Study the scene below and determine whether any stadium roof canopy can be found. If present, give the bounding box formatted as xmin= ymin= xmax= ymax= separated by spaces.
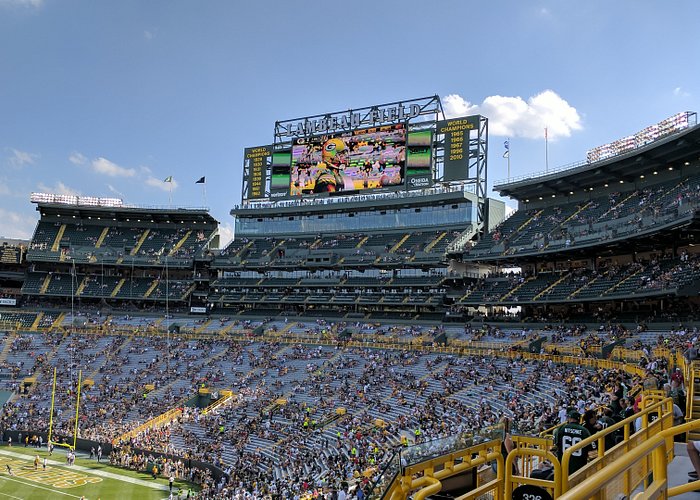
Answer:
xmin=494 ymin=124 xmax=700 ymax=202
xmin=35 ymin=203 xmax=219 ymax=226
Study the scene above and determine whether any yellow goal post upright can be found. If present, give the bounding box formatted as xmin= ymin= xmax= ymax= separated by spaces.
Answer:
xmin=47 ymin=366 xmax=83 ymax=452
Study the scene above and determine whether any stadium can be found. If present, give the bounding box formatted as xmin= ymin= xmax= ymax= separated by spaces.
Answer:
xmin=1 ymin=95 xmax=700 ymax=500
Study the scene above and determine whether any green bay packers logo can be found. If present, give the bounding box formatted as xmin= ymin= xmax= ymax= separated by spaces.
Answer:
xmin=322 ymin=138 xmax=348 ymax=164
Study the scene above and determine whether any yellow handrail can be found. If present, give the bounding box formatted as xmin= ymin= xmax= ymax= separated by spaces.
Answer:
xmin=559 ymin=419 xmax=700 ymax=499
xmin=561 ymin=396 xmax=673 ymax=492
xmin=387 ymin=439 xmax=503 ymax=500
xmin=686 ymin=359 xmax=695 ymax=422
xmin=112 ymin=406 xmax=182 ymax=446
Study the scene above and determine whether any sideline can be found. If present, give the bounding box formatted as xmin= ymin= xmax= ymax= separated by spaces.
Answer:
xmin=0 ymin=448 xmax=168 ymax=491
xmin=0 ymin=490 xmax=26 ymax=500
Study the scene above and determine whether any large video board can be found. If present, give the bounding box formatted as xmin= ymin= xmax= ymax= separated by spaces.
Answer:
xmin=290 ymin=124 xmax=406 ymax=196
xmin=241 ymin=97 xmax=486 ymax=202
xmin=269 ymin=125 xmax=433 ymax=198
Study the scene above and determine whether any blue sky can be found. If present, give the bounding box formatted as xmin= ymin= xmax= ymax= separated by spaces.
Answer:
xmin=1 ymin=0 xmax=699 ymax=243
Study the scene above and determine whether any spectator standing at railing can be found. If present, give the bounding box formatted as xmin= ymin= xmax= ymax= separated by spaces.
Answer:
xmin=554 ymin=410 xmax=591 ymax=474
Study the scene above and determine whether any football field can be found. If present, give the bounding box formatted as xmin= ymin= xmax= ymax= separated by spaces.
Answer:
xmin=0 ymin=445 xmax=198 ymax=499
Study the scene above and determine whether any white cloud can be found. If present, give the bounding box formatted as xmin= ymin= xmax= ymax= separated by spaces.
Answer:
xmin=8 ymin=148 xmax=39 ymax=167
xmin=217 ymin=222 xmax=234 ymax=249
xmin=37 ymin=181 xmax=80 ymax=197
xmin=69 ymin=152 xmax=87 ymax=165
xmin=144 ymin=30 xmax=155 ymax=40
xmin=674 ymin=87 xmax=690 ymax=98
xmin=0 ymin=0 xmax=44 ymax=8
xmin=107 ymin=184 xmax=124 ymax=198
xmin=0 ymin=208 xmax=37 ymax=239
xmin=145 ymin=176 xmax=178 ymax=192
xmin=443 ymin=90 xmax=582 ymax=140
xmin=91 ymin=157 xmax=136 ymax=177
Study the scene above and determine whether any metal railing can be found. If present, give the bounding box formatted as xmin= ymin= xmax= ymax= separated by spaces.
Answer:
xmin=506 ymin=395 xmax=675 ymax=500
xmin=559 ymin=418 xmax=700 ymax=499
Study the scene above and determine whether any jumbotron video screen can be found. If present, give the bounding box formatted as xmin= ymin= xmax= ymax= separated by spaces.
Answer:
xmin=289 ymin=124 xmax=406 ymax=196
xmin=245 ymin=97 xmax=480 ymax=201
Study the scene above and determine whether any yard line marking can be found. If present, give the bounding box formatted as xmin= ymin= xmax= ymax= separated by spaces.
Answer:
xmin=0 ymin=474 xmax=82 ymax=498
xmin=0 ymin=490 xmax=24 ymax=500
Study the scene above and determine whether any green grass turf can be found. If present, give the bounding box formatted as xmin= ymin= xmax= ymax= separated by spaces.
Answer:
xmin=0 ymin=445 xmax=199 ymax=500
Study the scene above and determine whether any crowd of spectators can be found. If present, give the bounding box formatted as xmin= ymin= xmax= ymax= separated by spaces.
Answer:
xmin=0 ymin=317 xmax=694 ymax=498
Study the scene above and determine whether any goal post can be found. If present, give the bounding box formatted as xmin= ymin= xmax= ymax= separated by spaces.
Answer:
xmin=47 ymin=367 xmax=83 ymax=451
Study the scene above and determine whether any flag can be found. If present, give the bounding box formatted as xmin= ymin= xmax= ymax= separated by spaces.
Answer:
xmin=503 ymin=139 xmax=510 ymax=158
xmin=164 ymin=176 xmax=173 ymax=183
xmin=195 ymin=176 xmax=206 ymax=184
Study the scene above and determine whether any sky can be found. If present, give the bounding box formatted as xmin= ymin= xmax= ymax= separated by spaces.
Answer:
xmin=1 ymin=0 xmax=699 ymax=245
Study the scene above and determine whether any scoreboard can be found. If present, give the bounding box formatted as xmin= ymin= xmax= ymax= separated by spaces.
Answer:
xmin=437 ymin=116 xmax=480 ymax=181
xmin=240 ymin=96 xmax=486 ymax=202
xmin=243 ymin=146 xmax=272 ymax=200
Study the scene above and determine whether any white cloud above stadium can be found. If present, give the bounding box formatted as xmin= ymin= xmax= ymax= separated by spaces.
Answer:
xmin=443 ymin=90 xmax=583 ymax=141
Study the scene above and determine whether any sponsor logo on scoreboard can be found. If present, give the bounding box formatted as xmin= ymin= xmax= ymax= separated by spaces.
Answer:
xmin=409 ymin=176 xmax=431 ymax=187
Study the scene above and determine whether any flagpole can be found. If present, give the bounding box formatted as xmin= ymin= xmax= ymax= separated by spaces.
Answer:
xmin=169 ymin=183 xmax=172 ymax=206
xmin=545 ymin=127 xmax=549 ymax=173
xmin=507 ymin=138 xmax=511 ymax=181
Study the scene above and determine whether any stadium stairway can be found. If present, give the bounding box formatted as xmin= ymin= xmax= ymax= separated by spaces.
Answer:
xmin=266 ymin=238 xmax=287 ymax=258
xmin=83 ymin=335 xmax=133 ymax=383
xmin=424 ymin=231 xmax=448 ymax=253
xmin=168 ymin=230 xmax=192 ymax=256
xmin=499 ymin=277 xmax=533 ymax=302
xmin=143 ymin=279 xmax=160 ymax=299
xmin=39 ymin=274 xmax=52 ymax=294
xmin=568 ymin=268 xmax=610 ymax=299
xmin=218 ymin=321 xmax=240 ymax=336
xmin=0 ymin=332 xmax=15 ymax=364
xmin=389 ymin=233 xmax=411 ymax=253
xmin=194 ymin=319 xmax=213 ymax=334
xmin=75 ymin=276 xmax=89 ymax=296
xmin=111 ymin=278 xmax=126 ymax=297
xmin=533 ymin=272 xmax=570 ymax=300
xmin=50 ymin=224 xmax=66 ymax=252
xmin=29 ymin=312 xmax=44 ymax=331
xmin=51 ymin=312 xmax=66 ymax=329
xmin=94 ymin=227 xmax=109 ymax=248
xmin=130 ymin=228 xmax=150 ymax=255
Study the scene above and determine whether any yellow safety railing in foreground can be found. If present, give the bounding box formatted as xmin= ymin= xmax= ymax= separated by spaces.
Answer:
xmin=511 ymin=435 xmax=556 ymax=480
xmin=686 ymin=359 xmax=695 ymax=423
xmin=506 ymin=396 xmax=675 ymax=500
xmin=384 ymin=439 xmax=503 ymax=500
xmin=561 ymin=396 xmax=674 ymax=495
xmin=559 ymin=418 xmax=700 ymax=500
